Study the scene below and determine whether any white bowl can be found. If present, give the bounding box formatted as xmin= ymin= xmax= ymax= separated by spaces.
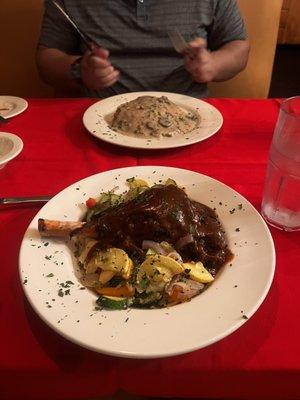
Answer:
xmin=0 ymin=132 xmax=23 ymax=169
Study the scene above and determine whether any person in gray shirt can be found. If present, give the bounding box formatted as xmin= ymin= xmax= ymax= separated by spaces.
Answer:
xmin=36 ymin=0 xmax=250 ymax=98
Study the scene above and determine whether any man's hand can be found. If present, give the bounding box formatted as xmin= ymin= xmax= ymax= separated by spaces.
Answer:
xmin=184 ymin=38 xmax=217 ymax=83
xmin=81 ymin=46 xmax=119 ymax=90
xmin=184 ymin=37 xmax=250 ymax=83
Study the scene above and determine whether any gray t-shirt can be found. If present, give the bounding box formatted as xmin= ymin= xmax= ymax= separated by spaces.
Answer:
xmin=39 ymin=0 xmax=247 ymax=98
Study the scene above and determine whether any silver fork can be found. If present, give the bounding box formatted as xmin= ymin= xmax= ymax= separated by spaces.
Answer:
xmin=168 ymin=30 xmax=195 ymax=59
xmin=0 ymin=196 xmax=52 ymax=206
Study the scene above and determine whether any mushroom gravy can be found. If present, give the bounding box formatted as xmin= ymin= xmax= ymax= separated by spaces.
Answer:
xmin=110 ymin=96 xmax=200 ymax=138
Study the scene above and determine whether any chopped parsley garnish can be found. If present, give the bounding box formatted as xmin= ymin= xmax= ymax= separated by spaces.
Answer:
xmin=58 ymin=288 xmax=64 ymax=297
xmin=60 ymin=281 xmax=73 ymax=288
xmin=46 ymin=273 xmax=54 ymax=278
xmin=139 ymin=277 xmax=149 ymax=289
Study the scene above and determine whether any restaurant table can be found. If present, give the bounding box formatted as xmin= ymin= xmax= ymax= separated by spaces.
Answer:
xmin=1 ymin=98 xmax=300 ymax=400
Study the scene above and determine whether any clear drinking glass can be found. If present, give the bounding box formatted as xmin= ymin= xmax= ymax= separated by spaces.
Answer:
xmin=261 ymin=96 xmax=300 ymax=231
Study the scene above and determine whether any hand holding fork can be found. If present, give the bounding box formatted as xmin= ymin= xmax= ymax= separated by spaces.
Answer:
xmin=184 ymin=37 xmax=218 ymax=83
xmin=168 ymin=31 xmax=217 ymax=83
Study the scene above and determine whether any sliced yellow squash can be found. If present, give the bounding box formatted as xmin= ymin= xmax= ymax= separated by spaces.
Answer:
xmin=183 ymin=261 xmax=214 ymax=283
xmin=87 ymin=248 xmax=133 ymax=279
xmin=99 ymin=270 xmax=115 ymax=284
xmin=138 ymin=254 xmax=184 ymax=284
xmin=127 ymin=177 xmax=149 ymax=188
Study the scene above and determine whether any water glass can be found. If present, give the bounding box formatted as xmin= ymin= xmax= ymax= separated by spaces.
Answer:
xmin=261 ymin=96 xmax=300 ymax=231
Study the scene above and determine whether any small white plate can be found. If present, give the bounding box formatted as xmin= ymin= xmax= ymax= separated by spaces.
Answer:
xmin=0 ymin=132 xmax=23 ymax=169
xmin=0 ymin=96 xmax=28 ymax=119
xmin=19 ymin=166 xmax=275 ymax=358
xmin=83 ymin=92 xmax=223 ymax=149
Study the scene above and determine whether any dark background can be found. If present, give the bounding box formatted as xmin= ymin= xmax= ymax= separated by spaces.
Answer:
xmin=269 ymin=45 xmax=300 ymax=97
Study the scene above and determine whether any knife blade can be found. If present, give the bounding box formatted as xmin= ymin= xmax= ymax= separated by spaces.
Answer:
xmin=50 ymin=0 xmax=97 ymax=51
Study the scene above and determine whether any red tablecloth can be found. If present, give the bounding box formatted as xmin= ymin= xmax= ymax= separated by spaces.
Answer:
xmin=1 ymin=98 xmax=300 ymax=400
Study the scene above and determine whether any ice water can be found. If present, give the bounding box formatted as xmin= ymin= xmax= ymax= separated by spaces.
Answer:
xmin=261 ymin=142 xmax=300 ymax=231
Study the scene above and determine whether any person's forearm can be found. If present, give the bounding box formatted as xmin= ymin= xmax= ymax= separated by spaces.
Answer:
xmin=211 ymin=40 xmax=250 ymax=82
xmin=36 ymin=46 xmax=80 ymax=91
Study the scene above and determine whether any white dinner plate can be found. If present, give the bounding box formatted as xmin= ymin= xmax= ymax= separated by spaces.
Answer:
xmin=19 ymin=166 xmax=275 ymax=358
xmin=0 ymin=132 xmax=24 ymax=169
xmin=0 ymin=96 xmax=28 ymax=119
xmin=83 ymin=92 xmax=223 ymax=149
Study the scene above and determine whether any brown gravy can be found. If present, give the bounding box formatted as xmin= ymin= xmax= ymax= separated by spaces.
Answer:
xmin=73 ymin=185 xmax=232 ymax=276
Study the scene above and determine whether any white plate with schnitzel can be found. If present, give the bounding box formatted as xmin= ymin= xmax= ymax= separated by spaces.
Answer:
xmin=83 ymin=92 xmax=223 ymax=149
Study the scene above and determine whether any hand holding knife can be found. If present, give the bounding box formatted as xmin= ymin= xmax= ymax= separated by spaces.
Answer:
xmin=50 ymin=0 xmax=119 ymax=90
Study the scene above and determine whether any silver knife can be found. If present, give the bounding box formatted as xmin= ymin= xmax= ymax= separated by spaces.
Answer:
xmin=0 ymin=196 xmax=52 ymax=206
xmin=50 ymin=0 xmax=97 ymax=50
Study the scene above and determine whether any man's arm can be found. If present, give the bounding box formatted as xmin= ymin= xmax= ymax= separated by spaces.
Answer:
xmin=36 ymin=46 xmax=80 ymax=91
xmin=210 ymin=40 xmax=250 ymax=81
xmin=184 ymin=38 xmax=250 ymax=84
xmin=184 ymin=0 xmax=250 ymax=83
xmin=36 ymin=46 xmax=119 ymax=92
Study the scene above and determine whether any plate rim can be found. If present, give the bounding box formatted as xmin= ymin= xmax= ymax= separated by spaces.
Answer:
xmin=83 ymin=91 xmax=223 ymax=150
xmin=0 ymin=95 xmax=28 ymax=118
xmin=0 ymin=131 xmax=24 ymax=165
xmin=19 ymin=166 xmax=276 ymax=358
